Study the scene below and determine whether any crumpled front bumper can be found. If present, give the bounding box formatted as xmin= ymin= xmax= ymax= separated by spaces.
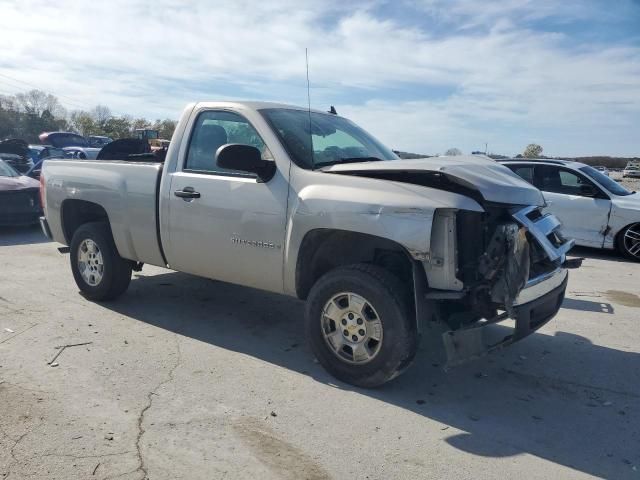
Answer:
xmin=443 ymin=268 xmax=567 ymax=367
xmin=442 ymin=205 xmax=574 ymax=367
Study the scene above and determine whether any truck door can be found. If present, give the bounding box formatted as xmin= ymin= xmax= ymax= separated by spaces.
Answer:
xmin=534 ymin=165 xmax=612 ymax=248
xmin=163 ymin=110 xmax=289 ymax=293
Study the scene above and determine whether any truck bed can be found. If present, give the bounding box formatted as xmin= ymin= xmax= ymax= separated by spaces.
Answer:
xmin=43 ymin=159 xmax=166 ymax=267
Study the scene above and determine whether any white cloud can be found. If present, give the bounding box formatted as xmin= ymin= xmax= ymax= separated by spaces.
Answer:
xmin=0 ymin=0 xmax=638 ymax=155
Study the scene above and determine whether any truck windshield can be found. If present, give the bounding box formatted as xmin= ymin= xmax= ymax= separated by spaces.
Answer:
xmin=260 ymin=108 xmax=399 ymax=169
xmin=579 ymin=166 xmax=633 ymax=196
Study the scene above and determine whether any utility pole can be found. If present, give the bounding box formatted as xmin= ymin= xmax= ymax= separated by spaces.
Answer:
xmin=484 ymin=142 xmax=488 ymax=154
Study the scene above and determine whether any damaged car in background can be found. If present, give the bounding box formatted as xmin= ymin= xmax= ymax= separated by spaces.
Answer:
xmin=502 ymin=159 xmax=640 ymax=261
xmin=0 ymin=138 xmax=34 ymax=174
xmin=41 ymin=101 xmax=579 ymax=387
xmin=0 ymin=159 xmax=41 ymax=226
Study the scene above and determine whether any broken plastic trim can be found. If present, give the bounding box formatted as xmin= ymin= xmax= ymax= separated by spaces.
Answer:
xmin=443 ymin=273 xmax=567 ymax=367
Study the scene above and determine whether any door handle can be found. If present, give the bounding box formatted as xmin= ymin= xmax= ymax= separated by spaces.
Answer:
xmin=174 ymin=188 xmax=201 ymax=199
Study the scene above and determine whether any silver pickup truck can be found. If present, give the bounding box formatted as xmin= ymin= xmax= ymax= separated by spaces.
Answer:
xmin=40 ymin=101 xmax=575 ymax=387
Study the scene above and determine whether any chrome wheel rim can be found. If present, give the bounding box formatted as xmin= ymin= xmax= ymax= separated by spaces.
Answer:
xmin=78 ymin=239 xmax=104 ymax=286
xmin=321 ymin=292 xmax=383 ymax=365
xmin=623 ymin=223 xmax=640 ymax=259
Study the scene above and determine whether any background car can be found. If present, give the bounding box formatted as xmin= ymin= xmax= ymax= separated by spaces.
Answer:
xmin=87 ymin=135 xmax=113 ymax=148
xmin=0 ymin=159 xmax=42 ymax=226
xmin=623 ymin=165 xmax=640 ymax=178
xmin=0 ymin=139 xmax=34 ymax=174
xmin=38 ymin=131 xmax=101 ymax=159
xmin=63 ymin=146 xmax=93 ymax=159
xmin=29 ymin=144 xmax=66 ymax=162
xmin=501 ymin=159 xmax=640 ymax=261
xmin=25 ymin=145 xmax=67 ymax=180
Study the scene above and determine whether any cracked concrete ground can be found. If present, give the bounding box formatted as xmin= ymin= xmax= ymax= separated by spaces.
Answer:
xmin=1 ymin=225 xmax=639 ymax=479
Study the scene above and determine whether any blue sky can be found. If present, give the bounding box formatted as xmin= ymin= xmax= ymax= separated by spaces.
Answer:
xmin=1 ymin=0 xmax=639 ymax=156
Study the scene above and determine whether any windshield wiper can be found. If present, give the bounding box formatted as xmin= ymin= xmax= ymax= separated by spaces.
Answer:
xmin=316 ymin=157 xmax=384 ymax=168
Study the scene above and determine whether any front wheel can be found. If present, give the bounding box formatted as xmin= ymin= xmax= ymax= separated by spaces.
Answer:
xmin=305 ymin=264 xmax=417 ymax=388
xmin=70 ymin=222 xmax=132 ymax=300
xmin=618 ymin=223 xmax=640 ymax=262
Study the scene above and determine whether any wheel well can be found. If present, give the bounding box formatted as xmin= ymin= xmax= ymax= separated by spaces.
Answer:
xmin=296 ymin=229 xmax=414 ymax=300
xmin=61 ymin=199 xmax=109 ymax=244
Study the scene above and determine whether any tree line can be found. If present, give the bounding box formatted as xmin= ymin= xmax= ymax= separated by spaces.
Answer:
xmin=425 ymin=144 xmax=637 ymax=168
xmin=0 ymin=89 xmax=177 ymax=144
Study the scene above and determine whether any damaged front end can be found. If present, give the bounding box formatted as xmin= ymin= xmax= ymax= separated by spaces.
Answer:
xmin=426 ymin=205 xmax=576 ymax=367
xmin=323 ymin=158 xmax=578 ymax=366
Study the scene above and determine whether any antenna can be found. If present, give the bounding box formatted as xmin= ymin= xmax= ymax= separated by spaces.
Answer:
xmin=305 ymin=48 xmax=314 ymax=169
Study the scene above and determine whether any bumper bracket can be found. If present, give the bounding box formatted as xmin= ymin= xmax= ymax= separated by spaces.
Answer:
xmin=443 ymin=274 xmax=567 ymax=367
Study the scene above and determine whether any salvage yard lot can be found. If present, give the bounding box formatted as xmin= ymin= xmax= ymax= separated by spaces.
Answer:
xmin=1 ymin=227 xmax=639 ymax=479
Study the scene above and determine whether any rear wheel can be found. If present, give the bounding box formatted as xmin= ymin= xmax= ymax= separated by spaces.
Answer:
xmin=617 ymin=223 xmax=640 ymax=262
xmin=305 ymin=264 xmax=417 ymax=388
xmin=70 ymin=222 xmax=132 ymax=300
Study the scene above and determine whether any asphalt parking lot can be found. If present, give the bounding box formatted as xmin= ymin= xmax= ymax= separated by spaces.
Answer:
xmin=1 ymin=226 xmax=639 ymax=479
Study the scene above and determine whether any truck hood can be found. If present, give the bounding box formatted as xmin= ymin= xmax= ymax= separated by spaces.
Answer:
xmin=322 ymin=155 xmax=545 ymax=206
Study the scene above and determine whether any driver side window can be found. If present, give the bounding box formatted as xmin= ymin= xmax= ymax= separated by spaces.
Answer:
xmin=536 ymin=165 xmax=595 ymax=196
xmin=185 ymin=110 xmax=270 ymax=174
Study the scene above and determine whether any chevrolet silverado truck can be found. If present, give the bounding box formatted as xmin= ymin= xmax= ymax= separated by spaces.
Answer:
xmin=40 ymin=101 xmax=575 ymax=387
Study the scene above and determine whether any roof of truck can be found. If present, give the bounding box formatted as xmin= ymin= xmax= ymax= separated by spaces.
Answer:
xmin=194 ymin=101 xmax=334 ymax=115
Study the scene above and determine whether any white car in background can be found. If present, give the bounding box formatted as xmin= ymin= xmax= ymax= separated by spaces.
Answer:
xmin=623 ymin=165 xmax=640 ymax=178
xmin=502 ymin=159 xmax=640 ymax=261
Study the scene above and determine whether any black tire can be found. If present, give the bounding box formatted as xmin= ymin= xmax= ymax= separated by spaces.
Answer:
xmin=70 ymin=222 xmax=132 ymax=301
xmin=305 ymin=264 xmax=417 ymax=388
xmin=617 ymin=223 xmax=640 ymax=262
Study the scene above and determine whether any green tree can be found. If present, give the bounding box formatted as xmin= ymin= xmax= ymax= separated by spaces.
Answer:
xmin=103 ymin=115 xmax=133 ymax=139
xmin=0 ymin=96 xmax=21 ymax=139
xmin=1 ymin=90 xmax=178 ymax=144
xmin=132 ymin=118 xmax=149 ymax=130
xmin=69 ymin=111 xmax=98 ymax=136
xmin=91 ymin=105 xmax=112 ymax=130
xmin=14 ymin=89 xmax=66 ymax=118
xmin=523 ymin=144 xmax=543 ymax=158
xmin=152 ymin=118 xmax=178 ymax=140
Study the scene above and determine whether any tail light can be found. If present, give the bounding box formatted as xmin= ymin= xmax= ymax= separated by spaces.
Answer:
xmin=39 ymin=173 xmax=45 ymax=208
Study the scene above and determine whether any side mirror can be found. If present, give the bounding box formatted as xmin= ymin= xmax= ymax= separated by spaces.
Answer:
xmin=579 ymin=184 xmax=597 ymax=197
xmin=215 ymin=144 xmax=276 ymax=183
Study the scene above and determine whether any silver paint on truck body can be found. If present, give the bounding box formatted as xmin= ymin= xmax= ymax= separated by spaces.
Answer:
xmin=43 ymin=101 xmax=567 ymax=303
xmin=43 ymin=160 xmax=165 ymax=267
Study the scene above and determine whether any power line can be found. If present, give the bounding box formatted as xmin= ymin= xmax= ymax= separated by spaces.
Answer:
xmin=0 ymin=76 xmax=131 ymax=119
xmin=0 ymin=72 xmax=91 ymax=111
xmin=0 ymin=80 xmax=89 ymax=112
